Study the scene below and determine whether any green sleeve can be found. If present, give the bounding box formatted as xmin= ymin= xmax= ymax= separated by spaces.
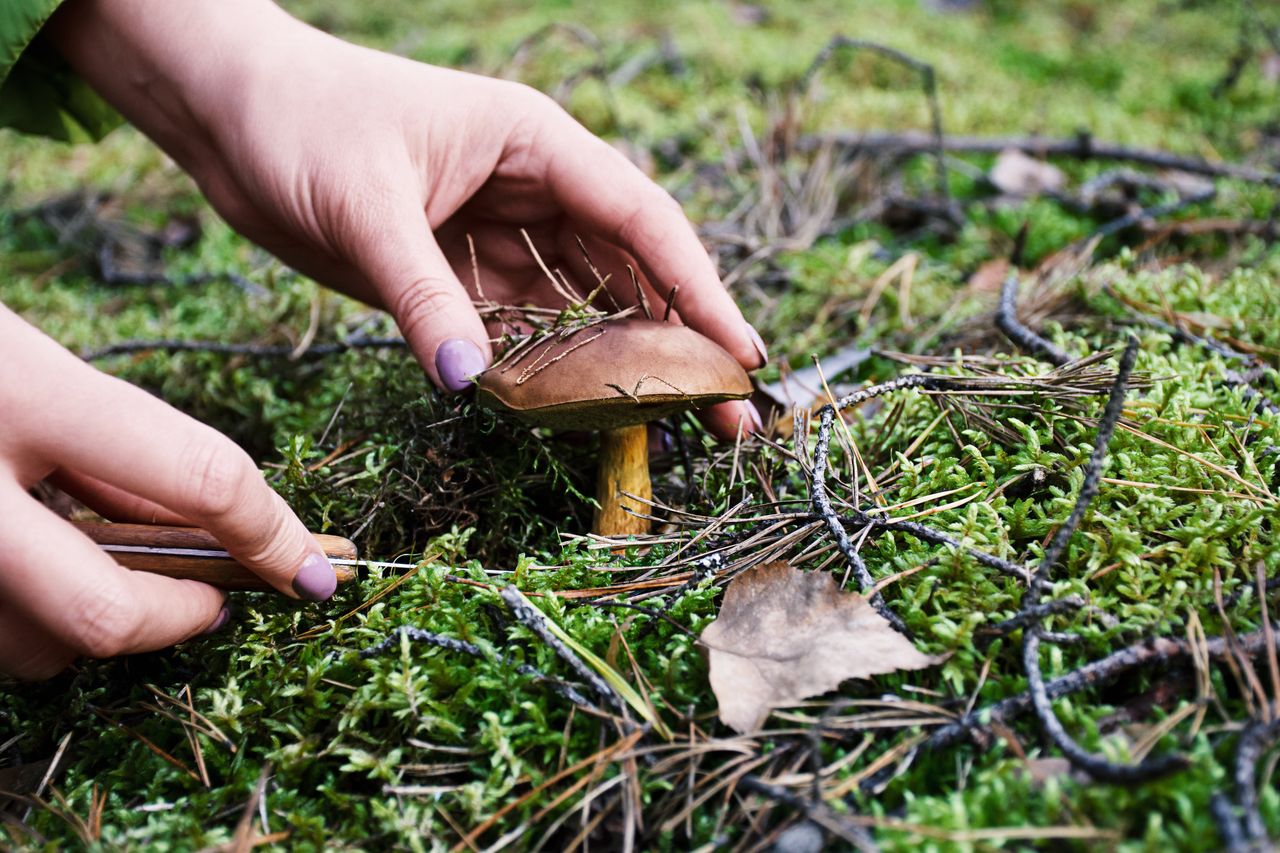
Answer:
xmin=0 ymin=0 xmax=121 ymax=142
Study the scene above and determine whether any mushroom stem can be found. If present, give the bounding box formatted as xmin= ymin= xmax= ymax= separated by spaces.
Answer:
xmin=593 ymin=424 xmax=652 ymax=537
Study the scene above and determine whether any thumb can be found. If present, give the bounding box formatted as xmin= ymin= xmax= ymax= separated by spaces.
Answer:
xmin=358 ymin=208 xmax=492 ymax=392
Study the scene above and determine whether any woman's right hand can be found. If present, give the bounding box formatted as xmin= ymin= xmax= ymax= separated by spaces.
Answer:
xmin=0 ymin=305 xmax=336 ymax=680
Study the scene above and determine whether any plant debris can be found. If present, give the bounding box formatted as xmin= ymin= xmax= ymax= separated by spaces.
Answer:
xmin=700 ymin=561 xmax=942 ymax=733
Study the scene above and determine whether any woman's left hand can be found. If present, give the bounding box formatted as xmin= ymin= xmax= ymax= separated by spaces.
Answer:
xmin=50 ymin=0 xmax=766 ymax=437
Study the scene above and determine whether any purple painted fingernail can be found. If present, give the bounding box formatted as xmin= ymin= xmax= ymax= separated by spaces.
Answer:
xmin=746 ymin=324 xmax=768 ymax=368
xmin=745 ymin=402 xmax=764 ymax=434
xmin=201 ymin=606 xmax=231 ymax=636
xmin=292 ymin=553 xmax=337 ymax=602
xmin=435 ymin=339 xmax=487 ymax=392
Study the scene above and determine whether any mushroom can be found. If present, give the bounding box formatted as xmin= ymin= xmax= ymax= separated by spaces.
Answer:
xmin=475 ymin=317 xmax=753 ymax=536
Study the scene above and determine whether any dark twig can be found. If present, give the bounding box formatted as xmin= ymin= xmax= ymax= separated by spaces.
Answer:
xmin=923 ymin=626 xmax=1280 ymax=756
xmin=81 ymin=337 xmax=408 ymax=362
xmin=1212 ymin=791 xmax=1249 ymax=853
xmin=1101 ymin=285 xmax=1280 ymax=416
xmin=1089 ymin=188 xmax=1216 ymax=241
xmin=1019 ymin=337 xmax=1189 ymax=783
xmin=359 ymin=627 xmax=600 ymax=712
xmin=996 ymin=273 xmax=1072 ymax=367
xmin=806 ymin=129 xmax=1280 ymax=186
xmin=737 ymin=774 xmax=879 ymax=853
xmin=810 ymin=374 xmax=958 ymax=630
xmin=1233 ymin=717 xmax=1280 ymax=845
xmin=838 ymin=511 xmax=1031 ymax=583
xmin=800 ymin=38 xmax=949 ymax=204
xmin=635 ymin=552 xmax=726 ymax=638
xmin=498 ymin=586 xmax=628 ymax=717
xmin=977 ymin=596 xmax=1086 ymax=642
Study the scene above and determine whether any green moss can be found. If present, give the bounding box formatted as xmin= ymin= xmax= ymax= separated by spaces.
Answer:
xmin=5 ymin=0 xmax=1280 ymax=848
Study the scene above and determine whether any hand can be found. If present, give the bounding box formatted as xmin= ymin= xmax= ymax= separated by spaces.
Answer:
xmin=0 ymin=306 xmax=337 ymax=680
xmin=49 ymin=0 xmax=767 ymax=438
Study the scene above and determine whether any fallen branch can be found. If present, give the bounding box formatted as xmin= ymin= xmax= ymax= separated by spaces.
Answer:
xmin=803 ymin=129 xmax=1280 ymax=186
xmin=996 ymin=273 xmax=1072 ymax=366
xmin=800 ymin=38 xmax=949 ymax=204
xmin=81 ymin=337 xmax=408 ymax=362
xmin=359 ymin=627 xmax=601 ymax=712
xmin=498 ymin=586 xmax=629 ymax=718
xmin=923 ymin=626 xmax=1280 ymax=756
xmin=1232 ymin=717 xmax=1280 ymax=846
xmin=1020 ymin=336 xmax=1188 ymax=783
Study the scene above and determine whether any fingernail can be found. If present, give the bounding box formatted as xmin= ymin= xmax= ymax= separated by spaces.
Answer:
xmin=745 ymin=401 xmax=764 ymax=434
xmin=435 ymin=339 xmax=487 ymax=392
xmin=746 ymin=324 xmax=768 ymax=368
xmin=201 ymin=605 xmax=231 ymax=636
xmin=292 ymin=553 xmax=337 ymax=601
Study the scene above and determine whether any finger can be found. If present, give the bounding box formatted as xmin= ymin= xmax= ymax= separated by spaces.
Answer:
xmin=0 ymin=485 xmax=228 ymax=666
xmin=698 ymin=400 xmax=764 ymax=443
xmin=0 ymin=602 xmax=76 ymax=680
xmin=8 ymin=320 xmax=337 ymax=601
xmin=532 ymin=110 xmax=766 ymax=370
xmin=352 ymin=201 xmax=493 ymax=392
xmin=48 ymin=469 xmax=193 ymax=526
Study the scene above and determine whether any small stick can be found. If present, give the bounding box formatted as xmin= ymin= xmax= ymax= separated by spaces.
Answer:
xmin=498 ymin=586 xmax=628 ymax=716
xmin=996 ymin=272 xmax=1071 ymax=367
xmin=81 ymin=337 xmax=407 ymax=362
xmin=662 ymin=285 xmax=679 ymax=323
xmin=1019 ymin=337 xmax=1189 ymax=783
xmin=360 ymin=627 xmax=600 ymax=712
xmin=803 ymin=128 xmax=1280 ymax=186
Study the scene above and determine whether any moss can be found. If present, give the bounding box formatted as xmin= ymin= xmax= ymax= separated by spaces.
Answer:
xmin=5 ymin=0 xmax=1280 ymax=849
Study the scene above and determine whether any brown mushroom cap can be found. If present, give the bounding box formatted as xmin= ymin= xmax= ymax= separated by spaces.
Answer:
xmin=475 ymin=318 xmax=752 ymax=431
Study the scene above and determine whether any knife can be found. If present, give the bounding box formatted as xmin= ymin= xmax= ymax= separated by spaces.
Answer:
xmin=74 ymin=521 xmax=426 ymax=591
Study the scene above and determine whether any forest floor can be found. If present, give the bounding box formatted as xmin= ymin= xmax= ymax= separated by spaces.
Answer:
xmin=4 ymin=1 xmax=1280 ymax=850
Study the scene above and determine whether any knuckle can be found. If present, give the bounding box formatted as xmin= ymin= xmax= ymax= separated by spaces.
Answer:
xmin=615 ymin=188 xmax=681 ymax=248
xmin=508 ymin=81 xmax=560 ymax=115
xmin=388 ymin=280 xmax=460 ymax=341
xmin=233 ymin=497 xmax=299 ymax=570
xmin=68 ymin=586 xmax=139 ymax=658
xmin=180 ymin=434 xmax=257 ymax=520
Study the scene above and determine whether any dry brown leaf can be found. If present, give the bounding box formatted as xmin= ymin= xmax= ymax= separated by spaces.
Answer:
xmin=700 ymin=562 xmax=943 ymax=733
xmin=989 ymin=148 xmax=1065 ymax=197
xmin=965 ymin=258 xmax=1010 ymax=294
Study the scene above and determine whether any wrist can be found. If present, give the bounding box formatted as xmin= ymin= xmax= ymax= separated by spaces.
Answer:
xmin=46 ymin=0 xmax=306 ymax=167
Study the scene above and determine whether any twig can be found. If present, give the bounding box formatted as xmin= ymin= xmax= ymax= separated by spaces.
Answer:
xmin=1233 ymin=717 xmax=1280 ymax=845
xmin=977 ymin=596 xmax=1086 ymax=642
xmin=811 ymin=374 xmax=956 ymax=630
xmin=737 ymin=774 xmax=879 ymax=853
xmin=804 ymin=129 xmax=1280 ymax=186
xmin=839 ymin=511 xmax=1031 ymax=583
xmin=1211 ymin=792 xmax=1250 ymax=853
xmin=800 ymin=38 xmax=949 ymax=204
xmin=497 ymin=587 xmax=628 ymax=717
xmin=1019 ymin=336 xmax=1188 ymax=783
xmin=81 ymin=337 xmax=408 ymax=362
xmin=1089 ymin=188 xmax=1216 ymax=241
xmin=360 ymin=627 xmax=600 ymax=712
xmin=996 ymin=272 xmax=1071 ymax=366
xmin=922 ymin=626 xmax=1280 ymax=756
xmin=1102 ymin=284 xmax=1280 ymax=417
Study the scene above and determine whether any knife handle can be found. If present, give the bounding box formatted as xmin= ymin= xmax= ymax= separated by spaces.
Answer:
xmin=73 ymin=521 xmax=357 ymax=592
